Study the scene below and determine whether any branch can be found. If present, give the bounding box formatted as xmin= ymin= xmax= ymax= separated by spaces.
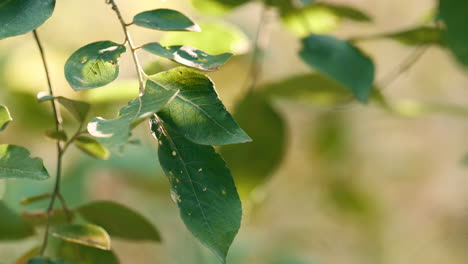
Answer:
xmin=107 ymin=0 xmax=146 ymax=95
xmin=378 ymin=45 xmax=430 ymax=89
xmin=33 ymin=30 xmax=71 ymax=257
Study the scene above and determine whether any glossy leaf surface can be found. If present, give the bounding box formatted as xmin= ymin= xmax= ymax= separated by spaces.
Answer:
xmin=151 ymin=118 xmax=242 ymax=263
xmin=65 ymin=41 xmax=126 ymax=91
xmin=0 ymin=145 xmax=49 ymax=180
xmin=142 ymin=42 xmax=233 ymax=71
xmin=149 ymin=67 xmax=251 ymax=146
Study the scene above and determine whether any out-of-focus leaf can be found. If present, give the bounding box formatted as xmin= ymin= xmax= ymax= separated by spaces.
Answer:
xmin=38 ymin=94 xmax=91 ymax=122
xmin=220 ymin=92 xmax=286 ymax=197
xmin=15 ymin=247 xmax=41 ymax=264
xmin=77 ymin=201 xmax=161 ymax=242
xmin=0 ymin=201 xmax=35 ymax=240
xmin=56 ymin=241 xmax=119 ymax=264
xmin=22 ymin=209 xmax=72 ymax=226
xmin=299 ymin=34 xmax=375 ymax=103
xmin=52 ymin=224 xmax=111 ymax=250
xmin=26 ymin=258 xmax=64 ymax=264
xmin=73 ymin=136 xmax=110 ymax=160
xmin=327 ymin=180 xmax=375 ymax=217
xmin=45 ymin=130 xmax=68 ymax=142
xmin=20 ymin=193 xmax=52 ymax=205
xmin=190 ymin=0 xmax=251 ymax=15
xmin=149 ymin=67 xmax=251 ymax=146
xmin=133 ymin=9 xmax=200 ymax=32
xmin=280 ymin=3 xmax=371 ymax=36
xmin=315 ymin=3 xmax=372 ymax=22
xmin=142 ymin=42 xmax=233 ymax=71
xmin=0 ymin=0 xmax=55 ymax=39
xmin=0 ymin=145 xmax=49 ymax=180
xmin=0 ymin=105 xmax=12 ymax=131
xmin=439 ymin=0 xmax=468 ymax=66
xmin=355 ymin=26 xmax=443 ymax=46
xmin=0 ymin=180 xmax=5 ymax=199
xmin=87 ymin=82 xmax=178 ymax=152
xmin=151 ymin=117 xmax=242 ymax=263
xmin=65 ymin=41 xmax=126 ymax=91
xmin=265 ymin=73 xmax=353 ymax=106
xmin=161 ymin=21 xmax=250 ymax=55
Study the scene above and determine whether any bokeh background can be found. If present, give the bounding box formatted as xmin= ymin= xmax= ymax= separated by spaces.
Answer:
xmin=2 ymin=0 xmax=468 ymax=263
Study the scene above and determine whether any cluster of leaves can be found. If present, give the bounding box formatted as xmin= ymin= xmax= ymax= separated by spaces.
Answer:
xmin=203 ymin=0 xmax=468 ymax=202
xmin=1 ymin=0 xmax=250 ymax=263
xmin=1 ymin=0 xmax=468 ymax=263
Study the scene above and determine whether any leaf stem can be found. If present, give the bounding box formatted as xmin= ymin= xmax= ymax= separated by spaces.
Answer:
xmin=378 ymin=45 xmax=430 ymax=89
xmin=107 ymin=0 xmax=146 ymax=95
xmin=33 ymin=29 xmax=71 ymax=257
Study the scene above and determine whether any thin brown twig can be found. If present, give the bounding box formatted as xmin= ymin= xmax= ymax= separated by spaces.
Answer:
xmin=107 ymin=0 xmax=146 ymax=95
xmin=33 ymin=30 xmax=72 ymax=257
xmin=377 ymin=45 xmax=430 ymax=89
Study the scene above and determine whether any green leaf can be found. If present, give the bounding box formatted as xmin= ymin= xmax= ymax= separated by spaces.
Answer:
xmin=279 ymin=2 xmax=371 ymax=36
xmin=65 ymin=41 xmax=126 ymax=91
xmin=439 ymin=0 xmax=468 ymax=66
xmin=45 ymin=130 xmax=68 ymax=142
xmin=56 ymin=241 xmax=119 ymax=264
xmin=87 ymin=84 xmax=178 ymax=152
xmin=265 ymin=73 xmax=354 ymax=105
xmin=0 ymin=201 xmax=35 ymax=240
xmin=299 ymin=34 xmax=375 ymax=103
xmin=0 ymin=0 xmax=55 ymax=39
xmin=15 ymin=247 xmax=41 ymax=264
xmin=52 ymin=224 xmax=111 ymax=250
xmin=0 ymin=145 xmax=49 ymax=180
xmin=77 ymin=201 xmax=161 ymax=242
xmin=38 ymin=94 xmax=91 ymax=122
xmin=315 ymin=3 xmax=372 ymax=22
xmin=20 ymin=193 xmax=52 ymax=205
xmin=142 ymin=42 xmax=233 ymax=71
xmin=26 ymin=258 xmax=56 ymax=264
xmin=0 ymin=105 xmax=12 ymax=131
xmin=57 ymin=98 xmax=90 ymax=122
xmin=133 ymin=9 xmax=200 ymax=32
xmin=22 ymin=209 xmax=72 ymax=226
xmin=220 ymin=92 xmax=286 ymax=197
xmin=0 ymin=180 xmax=5 ymax=199
xmin=149 ymin=67 xmax=251 ymax=146
xmin=150 ymin=117 xmax=242 ymax=263
xmin=161 ymin=21 xmax=250 ymax=55
xmin=190 ymin=0 xmax=251 ymax=15
xmin=73 ymin=136 xmax=110 ymax=160
xmin=356 ymin=26 xmax=444 ymax=46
